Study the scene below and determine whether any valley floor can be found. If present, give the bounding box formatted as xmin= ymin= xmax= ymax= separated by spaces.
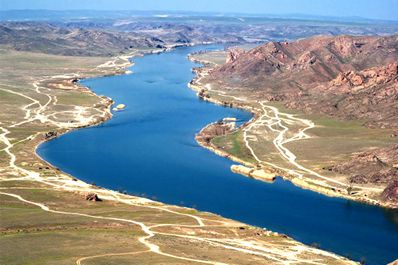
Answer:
xmin=0 ymin=46 xmax=357 ymax=265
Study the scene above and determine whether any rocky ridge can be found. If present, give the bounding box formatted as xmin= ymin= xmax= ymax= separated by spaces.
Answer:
xmin=331 ymin=145 xmax=398 ymax=203
xmin=209 ymin=35 xmax=398 ymax=128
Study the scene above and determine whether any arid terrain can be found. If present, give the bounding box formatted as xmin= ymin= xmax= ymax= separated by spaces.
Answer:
xmin=2 ymin=9 xmax=398 ymax=264
xmin=2 ymin=10 xmax=398 ymax=56
xmin=0 ymin=14 xmax=368 ymax=265
xmin=191 ymin=34 xmax=398 ymax=207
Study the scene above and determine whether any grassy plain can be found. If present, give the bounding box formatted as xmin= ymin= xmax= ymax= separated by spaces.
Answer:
xmin=0 ymin=46 xmax=357 ymax=265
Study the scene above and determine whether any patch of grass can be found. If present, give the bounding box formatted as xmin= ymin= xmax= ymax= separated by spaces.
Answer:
xmin=212 ymin=130 xmax=255 ymax=163
xmin=258 ymin=101 xmax=397 ymax=162
xmin=56 ymin=90 xmax=99 ymax=106
xmin=0 ymin=229 xmax=145 ymax=265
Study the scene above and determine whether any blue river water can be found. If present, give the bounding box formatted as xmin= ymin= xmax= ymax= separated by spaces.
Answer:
xmin=38 ymin=45 xmax=398 ymax=265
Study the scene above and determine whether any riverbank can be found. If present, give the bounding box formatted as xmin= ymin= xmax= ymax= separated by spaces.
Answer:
xmin=188 ymin=53 xmax=396 ymax=209
xmin=0 ymin=45 xmax=359 ymax=264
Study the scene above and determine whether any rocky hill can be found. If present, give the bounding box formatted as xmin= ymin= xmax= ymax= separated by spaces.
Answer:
xmin=209 ymin=35 xmax=398 ymax=128
xmin=0 ymin=22 xmax=249 ymax=56
xmin=2 ymin=17 xmax=398 ymax=57
xmin=0 ymin=22 xmax=167 ymax=56
xmin=331 ymin=144 xmax=398 ymax=203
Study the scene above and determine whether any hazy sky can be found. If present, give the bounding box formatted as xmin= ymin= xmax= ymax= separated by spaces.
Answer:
xmin=1 ymin=0 xmax=397 ymax=21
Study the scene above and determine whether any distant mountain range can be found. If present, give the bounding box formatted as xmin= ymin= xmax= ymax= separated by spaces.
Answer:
xmin=1 ymin=12 xmax=398 ymax=57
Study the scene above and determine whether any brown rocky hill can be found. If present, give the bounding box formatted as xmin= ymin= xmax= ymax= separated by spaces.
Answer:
xmin=331 ymin=144 xmax=397 ymax=184
xmin=209 ymin=35 xmax=398 ymax=128
xmin=330 ymin=144 xmax=398 ymax=203
xmin=0 ymin=22 xmax=166 ymax=56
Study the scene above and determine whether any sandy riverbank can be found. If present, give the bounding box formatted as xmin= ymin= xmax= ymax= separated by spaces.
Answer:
xmin=32 ymin=45 xmax=189 ymax=197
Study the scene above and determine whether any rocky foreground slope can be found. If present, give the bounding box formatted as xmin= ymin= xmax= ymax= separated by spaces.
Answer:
xmin=210 ymin=35 xmax=398 ymax=128
xmin=331 ymin=144 xmax=398 ymax=204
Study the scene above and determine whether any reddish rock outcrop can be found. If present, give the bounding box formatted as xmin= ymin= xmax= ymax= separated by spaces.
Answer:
xmin=330 ymin=62 xmax=397 ymax=90
xmin=209 ymin=35 xmax=398 ymax=128
xmin=196 ymin=120 xmax=236 ymax=144
xmin=381 ymin=181 xmax=398 ymax=204
xmin=226 ymin=47 xmax=245 ymax=63
xmin=330 ymin=145 xmax=398 ymax=187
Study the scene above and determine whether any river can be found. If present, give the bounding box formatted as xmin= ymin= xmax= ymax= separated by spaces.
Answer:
xmin=38 ymin=45 xmax=398 ymax=265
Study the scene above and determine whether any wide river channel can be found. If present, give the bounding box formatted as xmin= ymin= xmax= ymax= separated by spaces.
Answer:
xmin=38 ymin=45 xmax=398 ymax=265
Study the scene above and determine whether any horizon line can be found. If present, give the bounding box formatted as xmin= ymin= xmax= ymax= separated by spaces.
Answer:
xmin=1 ymin=8 xmax=397 ymax=23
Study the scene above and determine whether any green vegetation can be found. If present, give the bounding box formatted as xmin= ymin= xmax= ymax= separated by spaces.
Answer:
xmin=212 ymin=131 xmax=256 ymax=163
xmin=56 ymin=91 xmax=100 ymax=106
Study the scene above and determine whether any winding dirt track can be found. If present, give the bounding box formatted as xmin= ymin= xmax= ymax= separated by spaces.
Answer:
xmin=75 ymin=250 xmax=151 ymax=265
xmin=242 ymin=101 xmax=382 ymax=193
xmin=0 ymin=55 xmax=356 ymax=265
xmin=200 ymin=79 xmax=382 ymax=195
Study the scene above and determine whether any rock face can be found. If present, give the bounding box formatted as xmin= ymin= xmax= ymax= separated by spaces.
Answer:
xmin=197 ymin=120 xmax=236 ymax=144
xmin=210 ymin=35 xmax=398 ymax=128
xmin=381 ymin=181 xmax=398 ymax=204
xmin=85 ymin=193 xmax=101 ymax=201
xmin=330 ymin=145 xmax=398 ymax=189
xmin=330 ymin=63 xmax=397 ymax=89
xmin=226 ymin=48 xmax=245 ymax=63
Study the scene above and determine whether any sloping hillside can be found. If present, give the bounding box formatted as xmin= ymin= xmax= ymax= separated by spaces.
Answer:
xmin=209 ymin=35 xmax=398 ymax=128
